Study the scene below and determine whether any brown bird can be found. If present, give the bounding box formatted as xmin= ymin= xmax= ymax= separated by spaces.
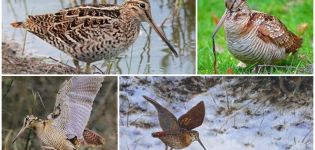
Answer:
xmin=12 ymin=77 xmax=105 ymax=149
xmin=11 ymin=0 xmax=178 ymax=73
xmin=143 ymin=95 xmax=206 ymax=150
xmin=212 ymin=0 xmax=302 ymax=69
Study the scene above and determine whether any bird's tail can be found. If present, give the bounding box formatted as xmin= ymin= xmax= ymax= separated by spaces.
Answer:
xmin=83 ymin=129 xmax=105 ymax=146
xmin=152 ymin=131 xmax=168 ymax=137
xmin=11 ymin=22 xmax=24 ymax=28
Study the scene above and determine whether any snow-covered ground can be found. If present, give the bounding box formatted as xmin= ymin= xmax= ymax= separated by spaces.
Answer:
xmin=119 ymin=77 xmax=313 ymax=150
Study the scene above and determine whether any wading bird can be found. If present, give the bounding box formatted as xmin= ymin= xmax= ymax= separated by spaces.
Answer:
xmin=11 ymin=0 xmax=178 ymax=73
xmin=143 ymin=95 xmax=206 ymax=150
xmin=212 ymin=0 xmax=302 ymax=72
xmin=12 ymin=76 xmax=105 ymax=150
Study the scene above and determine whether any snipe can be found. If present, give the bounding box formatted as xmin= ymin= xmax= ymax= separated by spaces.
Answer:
xmin=143 ymin=95 xmax=206 ymax=150
xmin=12 ymin=77 xmax=105 ymax=149
xmin=11 ymin=0 xmax=178 ymax=73
xmin=212 ymin=0 xmax=302 ymax=72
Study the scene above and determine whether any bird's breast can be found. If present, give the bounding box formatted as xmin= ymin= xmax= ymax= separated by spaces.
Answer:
xmin=36 ymin=125 xmax=74 ymax=150
xmin=156 ymin=132 xmax=193 ymax=149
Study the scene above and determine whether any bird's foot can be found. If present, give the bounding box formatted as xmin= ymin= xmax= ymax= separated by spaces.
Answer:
xmin=73 ymin=59 xmax=81 ymax=74
xmin=84 ymin=63 xmax=92 ymax=74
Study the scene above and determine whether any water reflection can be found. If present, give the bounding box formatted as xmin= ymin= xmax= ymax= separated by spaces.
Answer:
xmin=2 ymin=0 xmax=195 ymax=74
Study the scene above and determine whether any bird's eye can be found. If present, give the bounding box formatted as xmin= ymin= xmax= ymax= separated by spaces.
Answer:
xmin=139 ymin=3 xmax=145 ymax=8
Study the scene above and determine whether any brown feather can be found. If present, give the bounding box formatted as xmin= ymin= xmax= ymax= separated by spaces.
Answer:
xmin=11 ymin=22 xmax=24 ymax=28
xmin=254 ymin=12 xmax=302 ymax=53
xmin=178 ymin=101 xmax=205 ymax=130
xmin=152 ymin=131 xmax=168 ymax=138
xmin=83 ymin=128 xmax=105 ymax=146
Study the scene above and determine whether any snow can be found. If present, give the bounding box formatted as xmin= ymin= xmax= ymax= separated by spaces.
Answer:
xmin=119 ymin=77 xmax=313 ymax=150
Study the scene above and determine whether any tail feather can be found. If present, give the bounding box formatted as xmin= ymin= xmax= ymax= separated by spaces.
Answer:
xmin=152 ymin=131 xmax=167 ymax=137
xmin=83 ymin=129 xmax=105 ymax=146
xmin=11 ymin=22 xmax=24 ymax=28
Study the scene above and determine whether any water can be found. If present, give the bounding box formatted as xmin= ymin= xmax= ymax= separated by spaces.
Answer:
xmin=2 ymin=0 xmax=196 ymax=74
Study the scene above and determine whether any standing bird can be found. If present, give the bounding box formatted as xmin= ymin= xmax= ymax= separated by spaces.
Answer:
xmin=11 ymin=0 xmax=178 ymax=73
xmin=143 ymin=95 xmax=206 ymax=150
xmin=12 ymin=76 xmax=105 ymax=149
xmin=212 ymin=0 xmax=302 ymax=71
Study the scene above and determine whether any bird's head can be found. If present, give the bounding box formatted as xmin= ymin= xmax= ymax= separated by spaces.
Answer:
xmin=225 ymin=0 xmax=248 ymax=12
xmin=190 ymin=130 xmax=207 ymax=150
xmin=12 ymin=115 xmax=41 ymax=144
xmin=123 ymin=0 xmax=178 ymax=57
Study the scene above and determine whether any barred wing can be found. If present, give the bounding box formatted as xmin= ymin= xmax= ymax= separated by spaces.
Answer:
xmin=178 ymin=101 xmax=205 ymax=130
xmin=50 ymin=76 xmax=104 ymax=139
xmin=254 ymin=12 xmax=302 ymax=53
xmin=143 ymin=96 xmax=180 ymax=132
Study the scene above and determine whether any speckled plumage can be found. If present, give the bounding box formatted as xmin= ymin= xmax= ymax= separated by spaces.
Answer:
xmin=13 ymin=77 xmax=105 ymax=150
xmin=11 ymin=0 xmax=178 ymax=73
xmin=143 ymin=96 xmax=206 ymax=150
xmin=214 ymin=0 xmax=302 ymax=65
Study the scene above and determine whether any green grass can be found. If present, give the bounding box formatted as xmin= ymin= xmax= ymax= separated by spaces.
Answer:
xmin=198 ymin=0 xmax=313 ymax=74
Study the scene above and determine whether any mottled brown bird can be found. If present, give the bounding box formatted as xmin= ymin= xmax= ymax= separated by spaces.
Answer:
xmin=143 ymin=95 xmax=206 ymax=150
xmin=11 ymin=0 xmax=178 ymax=73
xmin=12 ymin=77 xmax=105 ymax=150
xmin=212 ymin=0 xmax=302 ymax=68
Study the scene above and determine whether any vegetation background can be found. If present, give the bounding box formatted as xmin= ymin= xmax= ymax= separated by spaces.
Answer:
xmin=2 ymin=76 xmax=117 ymax=150
xmin=198 ymin=0 xmax=313 ymax=74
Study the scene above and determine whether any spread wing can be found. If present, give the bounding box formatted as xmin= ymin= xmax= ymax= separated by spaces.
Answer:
xmin=143 ymin=96 xmax=180 ymax=133
xmin=253 ymin=12 xmax=302 ymax=53
xmin=178 ymin=101 xmax=205 ymax=130
xmin=49 ymin=76 xmax=104 ymax=139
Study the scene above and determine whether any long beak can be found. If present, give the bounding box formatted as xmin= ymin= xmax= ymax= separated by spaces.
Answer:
xmin=145 ymin=12 xmax=179 ymax=57
xmin=212 ymin=9 xmax=228 ymax=39
xmin=12 ymin=126 xmax=27 ymax=144
xmin=212 ymin=9 xmax=228 ymax=74
xmin=197 ymin=138 xmax=207 ymax=150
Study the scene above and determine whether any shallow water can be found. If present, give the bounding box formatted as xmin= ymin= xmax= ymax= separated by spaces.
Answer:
xmin=2 ymin=0 xmax=196 ymax=74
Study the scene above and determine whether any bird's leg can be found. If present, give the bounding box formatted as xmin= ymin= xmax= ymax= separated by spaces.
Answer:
xmin=164 ymin=144 xmax=168 ymax=150
xmin=85 ymin=62 xmax=91 ymax=74
xmin=73 ymin=59 xmax=81 ymax=73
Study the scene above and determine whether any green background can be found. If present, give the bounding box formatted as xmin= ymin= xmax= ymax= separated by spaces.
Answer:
xmin=198 ymin=0 xmax=313 ymax=74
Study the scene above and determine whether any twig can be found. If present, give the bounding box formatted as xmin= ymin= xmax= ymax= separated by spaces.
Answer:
xmin=212 ymin=38 xmax=218 ymax=74
xmin=48 ymin=57 xmax=75 ymax=69
xmin=302 ymin=128 xmax=312 ymax=143
xmin=36 ymin=92 xmax=47 ymax=115
xmin=93 ymin=65 xmax=105 ymax=74
xmin=2 ymin=79 xmax=14 ymax=100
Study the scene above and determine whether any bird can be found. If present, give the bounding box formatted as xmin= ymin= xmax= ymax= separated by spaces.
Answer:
xmin=212 ymin=0 xmax=302 ymax=69
xmin=143 ymin=95 xmax=206 ymax=150
xmin=12 ymin=76 xmax=105 ymax=150
xmin=10 ymin=0 xmax=178 ymax=73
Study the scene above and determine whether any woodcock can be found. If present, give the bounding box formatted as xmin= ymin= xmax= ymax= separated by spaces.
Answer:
xmin=12 ymin=77 xmax=105 ymax=150
xmin=212 ymin=0 xmax=302 ymax=69
xmin=143 ymin=96 xmax=206 ymax=150
xmin=11 ymin=0 xmax=178 ymax=73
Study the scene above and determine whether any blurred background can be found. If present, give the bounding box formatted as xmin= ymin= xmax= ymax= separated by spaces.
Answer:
xmin=2 ymin=0 xmax=195 ymax=74
xmin=2 ymin=76 xmax=117 ymax=150
xmin=198 ymin=0 xmax=313 ymax=74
